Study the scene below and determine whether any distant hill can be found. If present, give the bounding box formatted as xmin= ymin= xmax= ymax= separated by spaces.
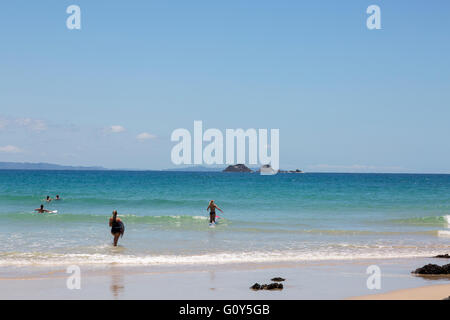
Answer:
xmin=165 ymin=166 xmax=224 ymax=172
xmin=0 ymin=162 xmax=106 ymax=171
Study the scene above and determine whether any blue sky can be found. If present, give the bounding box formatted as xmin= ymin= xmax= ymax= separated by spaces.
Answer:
xmin=0 ymin=1 xmax=449 ymax=172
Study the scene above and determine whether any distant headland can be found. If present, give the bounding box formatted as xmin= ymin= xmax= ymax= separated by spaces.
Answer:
xmin=0 ymin=162 xmax=303 ymax=173
xmin=0 ymin=162 xmax=105 ymax=171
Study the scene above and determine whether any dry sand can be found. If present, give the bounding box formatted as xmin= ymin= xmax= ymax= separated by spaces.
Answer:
xmin=350 ymin=283 xmax=450 ymax=300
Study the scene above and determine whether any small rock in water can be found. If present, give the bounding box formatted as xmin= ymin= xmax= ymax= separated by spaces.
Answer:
xmin=412 ymin=263 xmax=450 ymax=275
xmin=434 ymin=254 xmax=450 ymax=259
xmin=271 ymin=277 xmax=285 ymax=282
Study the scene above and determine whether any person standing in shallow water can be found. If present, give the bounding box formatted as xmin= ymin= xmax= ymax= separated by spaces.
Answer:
xmin=109 ymin=210 xmax=125 ymax=246
xmin=207 ymin=200 xmax=223 ymax=224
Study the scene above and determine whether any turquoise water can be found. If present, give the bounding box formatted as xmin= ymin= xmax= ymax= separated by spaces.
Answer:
xmin=0 ymin=170 xmax=449 ymax=266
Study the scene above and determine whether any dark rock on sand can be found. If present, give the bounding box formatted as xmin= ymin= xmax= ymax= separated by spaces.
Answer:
xmin=271 ymin=277 xmax=286 ymax=282
xmin=412 ymin=263 xmax=450 ymax=275
xmin=267 ymin=283 xmax=283 ymax=290
xmin=250 ymin=283 xmax=261 ymax=290
xmin=223 ymin=164 xmax=253 ymax=173
xmin=250 ymin=282 xmax=283 ymax=290
xmin=434 ymin=254 xmax=450 ymax=259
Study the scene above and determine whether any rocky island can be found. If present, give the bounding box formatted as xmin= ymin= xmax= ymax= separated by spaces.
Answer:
xmin=257 ymin=164 xmax=304 ymax=174
xmin=223 ymin=164 xmax=253 ymax=173
xmin=278 ymin=169 xmax=303 ymax=173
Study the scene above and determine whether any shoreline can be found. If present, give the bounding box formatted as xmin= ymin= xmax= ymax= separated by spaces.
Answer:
xmin=1 ymin=256 xmax=449 ymax=299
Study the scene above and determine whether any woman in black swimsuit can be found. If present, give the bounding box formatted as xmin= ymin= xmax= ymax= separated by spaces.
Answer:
xmin=109 ymin=210 xmax=124 ymax=246
xmin=207 ymin=200 xmax=223 ymax=224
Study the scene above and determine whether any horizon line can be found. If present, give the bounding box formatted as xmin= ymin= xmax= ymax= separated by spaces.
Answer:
xmin=0 ymin=168 xmax=449 ymax=175
xmin=1 ymin=161 xmax=449 ymax=175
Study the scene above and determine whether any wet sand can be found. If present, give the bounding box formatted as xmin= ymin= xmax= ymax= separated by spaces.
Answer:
xmin=0 ymin=257 xmax=449 ymax=299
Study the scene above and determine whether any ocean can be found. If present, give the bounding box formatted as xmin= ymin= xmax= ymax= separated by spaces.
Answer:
xmin=0 ymin=170 xmax=449 ymax=267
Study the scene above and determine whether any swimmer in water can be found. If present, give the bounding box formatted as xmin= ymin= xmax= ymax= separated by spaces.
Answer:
xmin=207 ymin=200 xmax=223 ymax=224
xmin=109 ymin=210 xmax=125 ymax=246
xmin=35 ymin=204 xmax=51 ymax=214
xmin=46 ymin=196 xmax=52 ymax=202
xmin=55 ymin=195 xmax=61 ymax=200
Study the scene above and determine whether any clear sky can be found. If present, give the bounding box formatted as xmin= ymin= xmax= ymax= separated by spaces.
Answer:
xmin=0 ymin=1 xmax=449 ymax=172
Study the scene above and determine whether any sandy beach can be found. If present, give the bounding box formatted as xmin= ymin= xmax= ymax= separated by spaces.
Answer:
xmin=1 ymin=257 xmax=448 ymax=300
xmin=351 ymin=283 xmax=450 ymax=300
xmin=2 ymin=0 xmax=450 ymax=305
